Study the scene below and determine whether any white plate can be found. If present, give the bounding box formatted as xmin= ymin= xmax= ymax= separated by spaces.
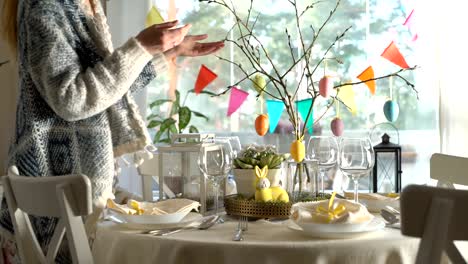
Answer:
xmin=109 ymin=212 xmax=203 ymax=230
xmin=288 ymin=217 xmax=385 ymax=239
xmin=360 ymin=199 xmax=400 ymax=213
xmin=118 ymin=211 xmax=189 ymax=224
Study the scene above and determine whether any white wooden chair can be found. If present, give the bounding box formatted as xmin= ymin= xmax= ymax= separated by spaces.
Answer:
xmin=2 ymin=166 xmax=94 ymax=264
xmin=430 ymin=153 xmax=468 ymax=188
xmin=401 ymin=184 xmax=468 ymax=264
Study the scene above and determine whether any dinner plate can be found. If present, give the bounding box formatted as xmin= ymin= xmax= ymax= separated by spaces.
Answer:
xmin=288 ymin=217 xmax=385 ymax=239
xmin=109 ymin=212 xmax=204 ymax=230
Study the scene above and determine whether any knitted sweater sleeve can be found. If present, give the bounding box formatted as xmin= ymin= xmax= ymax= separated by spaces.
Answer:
xmin=25 ymin=8 xmax=158 ymax=122
xmin=129 ymin=53 xmax=168 ymax=95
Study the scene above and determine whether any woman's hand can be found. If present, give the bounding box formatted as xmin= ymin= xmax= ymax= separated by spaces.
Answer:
xmin=164 ymin=34 xmax=225 ymax=61
xmin=136 ymin=20 xmax=191 ymax=55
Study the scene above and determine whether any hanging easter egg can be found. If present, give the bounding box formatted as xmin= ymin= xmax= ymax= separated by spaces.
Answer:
xmin=255 ymin=114 xmax=269 ymax=136
xmin=290 ymin=138 xmax=305 ymax=163
xmin=383 ymin=100 xmax=399 ymax=122
xmin=331 ymin=117 xmax=344 ymax=137
xmin=319 ymin=76 xmax=333 ymax=98
xmin=252 ymin=74 xmax=267 ymax=94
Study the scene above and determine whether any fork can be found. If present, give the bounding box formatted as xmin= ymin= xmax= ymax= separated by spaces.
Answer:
xmin=232 ymin=216 xmax=248 ymax=241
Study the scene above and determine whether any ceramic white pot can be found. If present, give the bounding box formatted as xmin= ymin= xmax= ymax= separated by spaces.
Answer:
xmin=233 ymin=168 xmax=282 ymax=198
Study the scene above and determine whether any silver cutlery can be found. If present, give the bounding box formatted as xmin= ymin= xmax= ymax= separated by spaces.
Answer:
xmin=385 ymin=205 xmax=400 ymax=215
xmin=232 ymin=216 xmax=248 ymax=241
xmin=380 ymin=208 xmax=400 ymax=228
xmin=146 ymin=215 xmax=219 ymax=236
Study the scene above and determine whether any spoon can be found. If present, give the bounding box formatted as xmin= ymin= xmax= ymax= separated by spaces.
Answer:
xmin=380 ymin=209 xmax=399 ymax=226
xmin=148 ymin=215 xmax=219 ymax=236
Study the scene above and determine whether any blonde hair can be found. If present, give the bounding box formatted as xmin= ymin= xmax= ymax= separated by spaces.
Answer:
xmin=1 ymin=0 xmax=19 ymax=53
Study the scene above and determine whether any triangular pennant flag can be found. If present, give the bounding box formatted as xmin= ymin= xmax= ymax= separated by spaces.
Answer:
xmin=357 ymin=66 xmax=376 ymax=95
xmin=381 ymin=41 xmax=410 ymax=69
xmin=337 ymin=84 xmax=357 ymax=116
xmin=296 ymin=98 xmax=314 ymax=134
xmin=145 ymin=6 xmax=165 ymax=28
xmin=403 ymin=9 xmax=418 ymax=42
xmin=403 ymin=9 xmax=414 ymax=28
xmin=227 ymin=87 xmax=249 ymax=116
xmin=194 ymin=65 xmax=217 ymax=94
xmin=266 ymin=100 xmax=285 ymax=133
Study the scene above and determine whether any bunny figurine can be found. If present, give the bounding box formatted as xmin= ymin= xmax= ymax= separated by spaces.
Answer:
xmin=270 ymin=184 xmax=290 ymax=203
xmin=254 ymin=166 xmax=289 ymax=203
xmin=254 ymin=166 xmax=273 ymax=202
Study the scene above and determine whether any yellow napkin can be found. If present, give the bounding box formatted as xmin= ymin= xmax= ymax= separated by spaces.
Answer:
xmin=107 ymin=198 xmax=200 ymax=216
xmin=291 ymin=196 xmax=373 ymax=224
xmin=107 ymin=199 xmax=137 ymax=215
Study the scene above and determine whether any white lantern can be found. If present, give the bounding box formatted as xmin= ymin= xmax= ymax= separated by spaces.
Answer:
xmin=157 ymin=133 xmax=222 ymax=215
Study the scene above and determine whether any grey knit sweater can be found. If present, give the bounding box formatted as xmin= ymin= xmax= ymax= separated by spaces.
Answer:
xmin=0 ymin=0 xmax=165 ymax=255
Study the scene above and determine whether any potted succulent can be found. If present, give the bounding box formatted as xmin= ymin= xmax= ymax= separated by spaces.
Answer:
xmin=233 ymin=145 xmax=289 ymax=198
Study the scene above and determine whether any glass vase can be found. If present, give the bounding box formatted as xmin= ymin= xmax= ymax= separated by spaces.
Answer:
xmin=285 ymin=159 xmax=319 ymax=202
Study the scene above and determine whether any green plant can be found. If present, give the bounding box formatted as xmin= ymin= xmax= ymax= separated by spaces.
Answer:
xmin=234 ymin=145 xmax=289 ymax=170
xmin=147 ymin=89 xmax=213 ymax=144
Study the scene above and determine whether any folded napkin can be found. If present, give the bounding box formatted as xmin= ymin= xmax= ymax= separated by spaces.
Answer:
xmin=343 ymin=192 xmax=399 ymax=201
xmin=107 ymin=198 xmax=200 ymax=216
xmin=291 ymin=194 xmax=373 ymax=224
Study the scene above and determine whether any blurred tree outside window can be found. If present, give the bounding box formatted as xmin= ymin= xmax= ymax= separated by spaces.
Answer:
xmin=145 ymin=0 xmax=438 ymax=189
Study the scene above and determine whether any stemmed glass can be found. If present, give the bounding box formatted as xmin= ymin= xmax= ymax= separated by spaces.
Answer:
xmin=307 ymin=136 xmax=339 ymax=197
xmin=217 ymin=136 xmax=241 ymax=159
xmin=198 ymin=140 xmax=233 ymax=220
xmin=338 ymin=137 xmax=375 ymax=203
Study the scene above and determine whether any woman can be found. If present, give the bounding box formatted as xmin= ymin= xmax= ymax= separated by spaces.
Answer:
xmin=0 ymin=0 xmax=224 ymax=262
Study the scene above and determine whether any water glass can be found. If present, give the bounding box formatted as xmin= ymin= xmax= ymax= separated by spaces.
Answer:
xmin=338 ymin=137 xmax=375 ymax=203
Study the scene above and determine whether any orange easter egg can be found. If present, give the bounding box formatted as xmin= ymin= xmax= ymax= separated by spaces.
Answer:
xmin=255 ymin=114 xmax=269 ymax=136
xmin=319 ymin=76 xmax=333 ymax=98
xmin=331 ymin=117 xmax=344 ymax=137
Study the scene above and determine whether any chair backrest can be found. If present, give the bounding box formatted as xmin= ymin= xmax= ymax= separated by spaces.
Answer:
xmin=430 ymin=153 xmax=468 ymax=188
xmin=2 ymin=166 xmax=94 ymax=264
xmin=401 ymin=184 xmax=468 ymax=264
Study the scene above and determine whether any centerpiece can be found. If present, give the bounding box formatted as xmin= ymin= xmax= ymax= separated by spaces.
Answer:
xmin=233 ymin=144 xmax=289 ymax=198
xmin=200 ymin=0 xmax=417 ymax=201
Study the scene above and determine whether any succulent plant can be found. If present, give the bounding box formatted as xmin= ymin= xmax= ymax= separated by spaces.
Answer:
xmin=234 ymin=145 xmax=289 ymax=170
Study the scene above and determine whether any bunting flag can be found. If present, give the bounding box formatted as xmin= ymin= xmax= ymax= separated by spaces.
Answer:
xmin=266 ymin=100 xmax=285 ymax=133
xmin=145 ymin=6 xmax=165 ymax=28
xmin=227 ymin=87 xmax=249 ymax=116
xmin=337 ymin=84 xmax=357 ymax=115
xmin=194 ymin=65 xmax=217 ymax=94
xmin=296 ymin=98 xmax=314 ymax=134
xmin=403 ymin=9 xmax=418 ymax=42
xmin=357 ymin=66 xmax=376 ymax=95
xmin=381 ymin=41 xmax=410 ymax=69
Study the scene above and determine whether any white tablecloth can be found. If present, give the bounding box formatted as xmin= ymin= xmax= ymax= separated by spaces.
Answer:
xmin=92 ymin=216 xmax=423 ymax=264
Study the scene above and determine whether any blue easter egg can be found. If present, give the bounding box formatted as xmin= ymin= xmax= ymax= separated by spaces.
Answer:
xmin=383 ymin=100 xmax=399 ymax=122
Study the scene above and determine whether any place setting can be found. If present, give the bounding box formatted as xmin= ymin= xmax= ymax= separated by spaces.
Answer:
xmin=104 ymin=198 xmax=212 ymax=235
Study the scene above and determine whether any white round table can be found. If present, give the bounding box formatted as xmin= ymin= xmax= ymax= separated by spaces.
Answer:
xmin=92 ymin=216 xmax=423 ymax=264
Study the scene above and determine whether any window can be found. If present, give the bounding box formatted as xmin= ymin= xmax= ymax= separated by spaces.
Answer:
xmin=107 ymin=0 xmax=438 ymax=194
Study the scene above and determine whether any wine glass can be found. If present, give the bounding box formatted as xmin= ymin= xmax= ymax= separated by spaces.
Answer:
xmin=217 ymin=136 xmax=241 ymax=158
xmin=307 ymin=136 xmax=339 ymax=197
xmin=338 ymin=137 xmax=375 ymax=203
xmin=198 ymin=141 xmax=232 ymax=220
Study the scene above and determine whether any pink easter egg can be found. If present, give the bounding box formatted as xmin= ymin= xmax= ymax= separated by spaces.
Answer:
xmin=331 ymin=117 xmax=344 ymax=137
xmin=319 ymin=76 xmax=333 ymax=98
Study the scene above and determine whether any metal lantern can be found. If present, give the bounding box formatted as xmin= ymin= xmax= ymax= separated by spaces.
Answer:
xmin=157 ymin=133 xmax=221 ymax=215
xmin=372 ymin=133 xmax=402 ymax=193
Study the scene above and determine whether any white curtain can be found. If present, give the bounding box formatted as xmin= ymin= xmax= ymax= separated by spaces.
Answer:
xmin=424 ymin=1 xmax=468 ymax=157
